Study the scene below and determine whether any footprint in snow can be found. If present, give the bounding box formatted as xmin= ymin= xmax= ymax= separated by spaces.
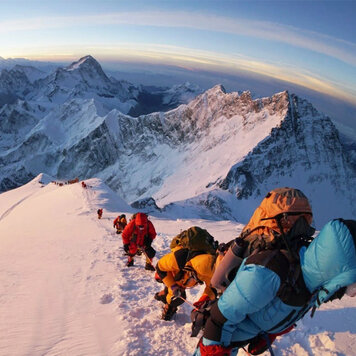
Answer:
xmin=100 ymin=293 xmax=114 ymax=304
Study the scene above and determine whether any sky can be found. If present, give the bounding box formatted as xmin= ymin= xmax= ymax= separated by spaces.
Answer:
xmin=0 ymin=0 xmax=355 ymax=121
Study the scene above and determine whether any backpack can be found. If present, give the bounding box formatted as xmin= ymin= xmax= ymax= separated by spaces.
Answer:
xmin=170 ymin=226 xmax=218 ymax=256
xmin=240 ymin=187 xmax=315 ymax=257
xmin=169 ymin=226 xmax=219 ymax=284
xmin=119 ymin=214 xmax=127 ymax=224
xmin=211 ymin=187 xmax=315 ymax=294
xmin=193 ymin=189 xmax=315 ymax=340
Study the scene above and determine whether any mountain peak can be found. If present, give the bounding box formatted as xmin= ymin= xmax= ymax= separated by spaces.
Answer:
xmin=50 ymin=55 xmax=111 ymax=88
xmin=66 ymin=55 xmax=102 ymax=72
xmin=64 ymin=55 xmax=110 ymax=82
xmin=191 ymin=84 xmax=226 ymax=104
xmin=209 ymin=84 xmax=226 ymax=94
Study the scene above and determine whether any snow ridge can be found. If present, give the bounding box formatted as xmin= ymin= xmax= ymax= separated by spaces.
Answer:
xmin=1 ymin=177 xmax=355 ymax=356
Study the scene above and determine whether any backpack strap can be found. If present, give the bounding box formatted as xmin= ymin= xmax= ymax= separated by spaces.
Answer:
xmin=174 ymin=248 xmax=190 ymax=269
xmin=246 ymin=249 xmax=313 ymax=334
xmin=131 ymin=222 xmax=150 ymax=243
xmin=245 ymin=249 xmax=311 ymax=307
xmin=338 ymin=218 xmax=356 ymax=247
xmin=173 ymin=248 xmax=190 ymax=281
xmin=173 ymin=248 xmax=206 ymax=285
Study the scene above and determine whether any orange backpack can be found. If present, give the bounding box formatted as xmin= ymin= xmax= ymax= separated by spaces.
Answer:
xmin=241 ymin=187 xmax=315 ymax=255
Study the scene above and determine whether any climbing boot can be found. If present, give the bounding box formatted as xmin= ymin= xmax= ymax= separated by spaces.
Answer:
xmin=161 ymin=303 xmax=178 ymax=321
xmin=126 ymin=258 xmax=134 ymax=267
xmin=145 ymin=262 xmax=155 ymax=271
xmin=154 ymin=290 xmax=167 ymax=303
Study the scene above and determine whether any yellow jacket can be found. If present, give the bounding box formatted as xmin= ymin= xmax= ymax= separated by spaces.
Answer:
xmin=156 ymin=247 xmax=216 ymax=300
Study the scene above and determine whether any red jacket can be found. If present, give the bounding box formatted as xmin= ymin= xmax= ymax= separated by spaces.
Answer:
xmin=122 ymin=213 xmax=156 ymax=247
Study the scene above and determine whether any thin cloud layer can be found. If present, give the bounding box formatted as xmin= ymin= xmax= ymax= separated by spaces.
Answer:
xmin=0 ymin=11 xmax=354 ymax=65
xmin=0 ymin=10 xmax=354 ymax=105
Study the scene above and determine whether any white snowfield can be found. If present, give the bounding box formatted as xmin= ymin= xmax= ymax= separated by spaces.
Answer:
xmin=0 ymin=174 xmax=355 ymax=356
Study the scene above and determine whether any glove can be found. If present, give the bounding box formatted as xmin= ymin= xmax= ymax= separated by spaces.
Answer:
xmin=198 ymin=338 xmax=232 ymax=356
xmin=123 ymin=244 xmax=130 ymax=253
xmin=193 ymin=294 xmax=211 ymax=309
xmin=170 ymin=284 xmax=183 ymax=300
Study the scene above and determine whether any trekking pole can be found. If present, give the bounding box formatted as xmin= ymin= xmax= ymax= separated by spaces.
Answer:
xmin=242 ymin=347 xmax=252 ymax=356
xmin=176 ymin=295 xmax=198 ymax=310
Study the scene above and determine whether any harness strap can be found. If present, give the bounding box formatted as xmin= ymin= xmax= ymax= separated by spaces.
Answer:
xmin=262 ymin=332 xmax=275 ymax=356
xmin=131 ymin=223 xmax=150 ymax=244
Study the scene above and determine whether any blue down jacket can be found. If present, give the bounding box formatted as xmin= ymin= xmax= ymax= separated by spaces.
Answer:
xmin=194 ymin=219 xmax=356 ymax=354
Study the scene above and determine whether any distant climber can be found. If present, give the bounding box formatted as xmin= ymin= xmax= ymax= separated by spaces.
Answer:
xmin=81 ymin=181 xmax=87 ymax=188
xmin=97 ymin=208 xmax=103 ymax=219
xmin=113 ymin=214 xmax=127 ymax=234
xmin=121 ymin=212 xmax=156 ymax=270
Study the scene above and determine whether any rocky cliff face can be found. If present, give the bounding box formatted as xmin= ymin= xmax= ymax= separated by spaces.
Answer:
xmin=209 ymin=93 xmax=356 ymax=224
xmin=219 ymin=94 xmax=351 ymax=198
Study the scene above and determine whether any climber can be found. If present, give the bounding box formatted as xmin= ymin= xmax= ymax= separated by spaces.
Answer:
xmin=113 ymin=214 xmax=127 ymax=234
xmin=121 ymin=212 xmax=156 ymax=270
xmin=155 ymin=226 xmax=218 ymax=321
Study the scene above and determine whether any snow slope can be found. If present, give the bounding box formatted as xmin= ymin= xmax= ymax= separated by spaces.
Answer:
xmin=0 ymin=176 xmax=355 ymax=356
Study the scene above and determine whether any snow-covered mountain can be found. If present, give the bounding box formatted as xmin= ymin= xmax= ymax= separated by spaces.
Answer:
xmin=1 ymin=76 xmax=355 ymax=226
xmin=12 ymin=64 xmax=49 ymax=83
xmin=1 ymin=175 xmax=355 ymax=356
xmin=0 ymin=55 xmax=201 ymax=116
xmin=0 ymin=67 xmax=32 ymax=95
xmin=0 ymin=56 xmax=59 ymax=73
xmin=25 ymin=55 xmax=139 ymax=115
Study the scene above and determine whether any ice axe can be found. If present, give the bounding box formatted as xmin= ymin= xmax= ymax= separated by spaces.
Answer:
xmin=138 ymin=248 xmax=155 ymax=269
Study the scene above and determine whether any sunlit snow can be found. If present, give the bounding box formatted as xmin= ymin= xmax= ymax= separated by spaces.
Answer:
xmin=0 ymin=175 xmax=355 ymax=356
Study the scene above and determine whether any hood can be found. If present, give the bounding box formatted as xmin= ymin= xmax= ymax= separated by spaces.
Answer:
xmin=300 ymin=219 xmax=356 ymax=304
xmin=135 ymin=212 xmax=148 ymax=226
